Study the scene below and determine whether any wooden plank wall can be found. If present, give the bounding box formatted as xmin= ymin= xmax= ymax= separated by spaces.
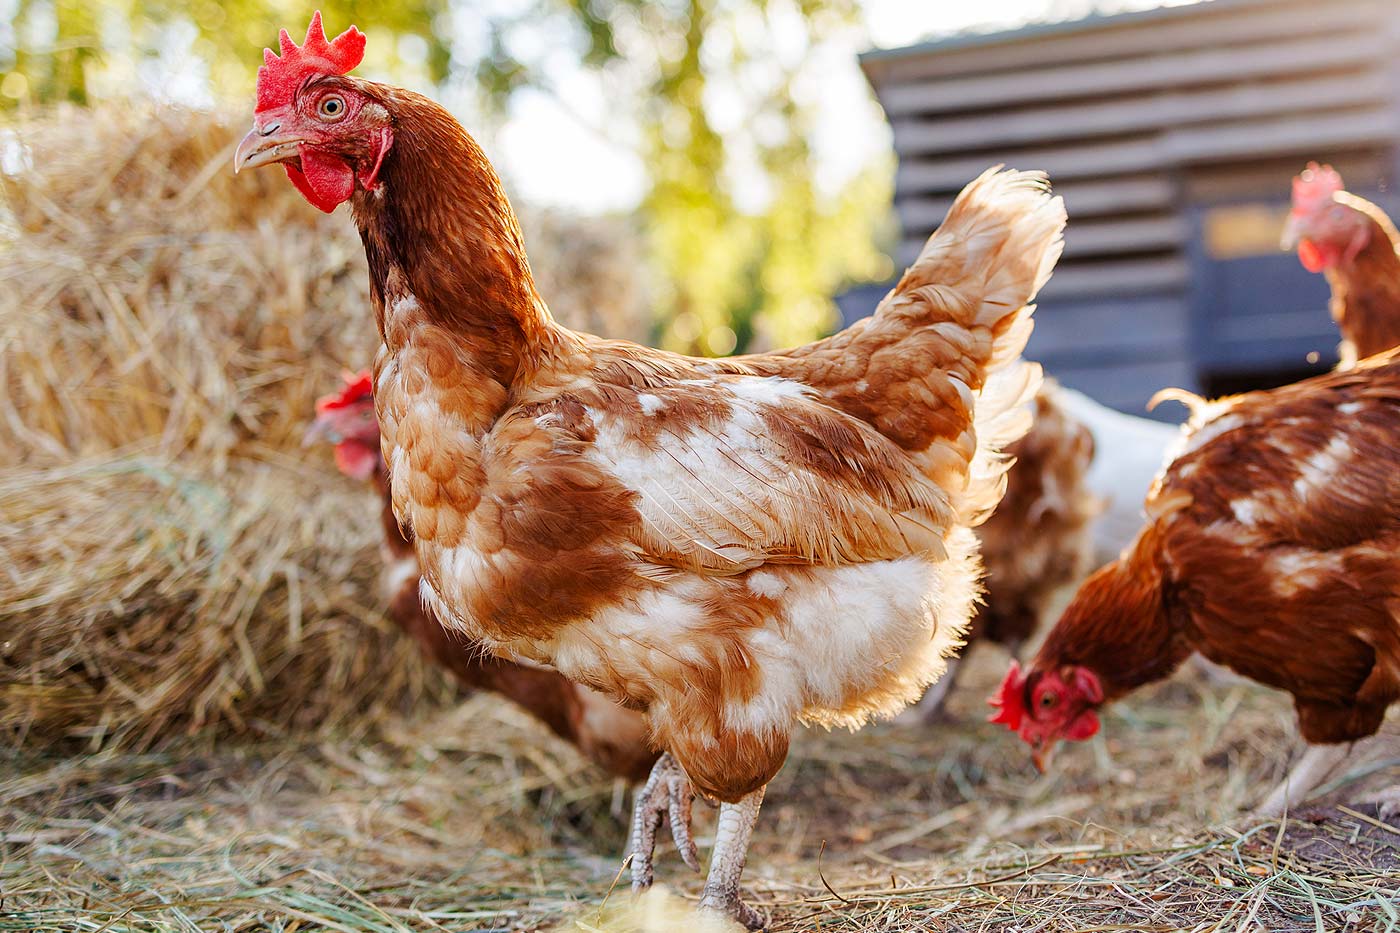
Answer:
xmin=860 ymin=0 xmax=1400 ymax=415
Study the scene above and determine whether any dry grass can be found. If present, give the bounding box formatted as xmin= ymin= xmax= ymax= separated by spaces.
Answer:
xmin=0 ymin=103 xmax=649 ymax=752
xmin=3 ymin=654 xmax=1398 ymax=931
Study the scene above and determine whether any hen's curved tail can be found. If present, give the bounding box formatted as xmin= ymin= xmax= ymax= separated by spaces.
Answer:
xmin=882 ymin=167 xmax=1066 ymax=524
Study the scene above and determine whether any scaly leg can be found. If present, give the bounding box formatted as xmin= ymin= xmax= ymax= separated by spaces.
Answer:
xmin=698 ymin=787 xmax=766 ymax=930
xmin=899 ymin=654 xmax=964 ymax=725
xmin=630 ymin=752 xmax=699 ymax=891
xmin=1253 ymin=742 xmax=1351 ymax=818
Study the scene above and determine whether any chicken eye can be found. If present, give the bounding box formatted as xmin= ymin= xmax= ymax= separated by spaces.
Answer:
xmin=1039 ymin=691 xmax=1058 ymax=709
xmin=317 ymin=95 xmax=347 ymax=121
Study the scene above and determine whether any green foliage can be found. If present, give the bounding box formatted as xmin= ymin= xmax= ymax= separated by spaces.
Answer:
xmin=482 ymin=0 xmax=893 ymax=353
xmin=1 ymin=0 xmax=449 ymax=108
xmin=6 ymin=0 xmax=102 ymax=106
xmin=2 ymin=0 xmax=894 ymax=353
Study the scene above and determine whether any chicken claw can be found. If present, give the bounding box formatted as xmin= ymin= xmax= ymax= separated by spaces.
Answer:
xmin=630 ymin=752 xmax=699 ymax=892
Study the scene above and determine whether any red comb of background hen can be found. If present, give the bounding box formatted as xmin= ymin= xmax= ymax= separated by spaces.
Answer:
xmin=1291 ymin=162 xmax=1344 ymax=217
xmin=315 ymin=369 xmax=373 ymax=414
xmin=987 ymin=659 xmax=1028 ymax=730
xmin=256 ymin=11 xmax=365 ymax=113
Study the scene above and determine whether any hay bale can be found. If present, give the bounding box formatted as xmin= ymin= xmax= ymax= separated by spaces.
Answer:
xmin=0 ymin=103 xmax=650 ymax=751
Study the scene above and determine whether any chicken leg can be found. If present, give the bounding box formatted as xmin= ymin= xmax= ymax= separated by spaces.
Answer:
xmin=630 ymin=753 xmax=767 ymax=930
xmin=630 ymin=752 xmax=700 ymax=890
xmin=1369 ymin=784 xmax=1400 ymax=824
xmin=697 ymin=787 xmax=766 ymax=930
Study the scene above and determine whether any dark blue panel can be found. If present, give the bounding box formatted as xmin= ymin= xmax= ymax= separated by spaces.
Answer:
xmin=1049 ymin=358 xmax=1198 ymax=421
xmin=1192 ymin=251 xmax=1336 ymax=369
xmin=1182 ymin=197 xmax=1385 ymax=373
xmin=833 ymin=281 xmax=894 ymax=329
xmin=1025 ymin=296 xmax=1189 ymax=364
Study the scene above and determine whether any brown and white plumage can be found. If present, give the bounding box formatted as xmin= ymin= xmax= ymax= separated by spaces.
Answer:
xmin=993 ymin=356 xmax=1400 ymax=815
xmin=237 ymin=28 xmax=1065 ymax=924
xmin=370 ymin=163 xmax=1063 ymax=754
xmin=306 ymin=378 xmax=658 ymax=782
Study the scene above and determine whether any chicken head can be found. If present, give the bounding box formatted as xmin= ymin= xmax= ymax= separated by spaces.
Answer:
xmin=305 ymin=369 xmax=381 ymax=480
xmin=990 ymin=659 xmax=1103 ymax=772
xmin=1284 ymin=162 xmax=1372 ymax=273
xmin=233 ymin=11 xmax=393 ymax=212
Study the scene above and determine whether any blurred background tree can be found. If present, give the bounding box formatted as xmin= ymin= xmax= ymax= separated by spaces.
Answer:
xmin=0 ymin=0 xmax=895 ymax=352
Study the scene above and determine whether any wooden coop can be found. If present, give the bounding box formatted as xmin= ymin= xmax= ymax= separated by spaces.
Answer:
xmin=848 ymin=0 xmax=1400 ymax=416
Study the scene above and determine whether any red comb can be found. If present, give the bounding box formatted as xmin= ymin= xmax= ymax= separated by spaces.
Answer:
xmin=256 ymin=11 xmax=366 ymax=113
xmin=987 ymin=659 xmax=1028 ymax=731
xmin=315 ymin=369 xmax=374 ymax=413
xmin=1291 ymin=162 xmax=1344 ymax=216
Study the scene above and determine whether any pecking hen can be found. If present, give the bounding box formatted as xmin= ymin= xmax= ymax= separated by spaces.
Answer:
xmin=306 ymin=370 xmax=657 ymax=782
xmin=236 ymin=14 xmax=1065 ymax=927
xmin=991 ymin=357 xmax=1400 ymax=818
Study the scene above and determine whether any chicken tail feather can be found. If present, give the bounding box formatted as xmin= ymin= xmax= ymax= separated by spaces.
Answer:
xmin=880 ymin=167 xmax=1066 ymax=525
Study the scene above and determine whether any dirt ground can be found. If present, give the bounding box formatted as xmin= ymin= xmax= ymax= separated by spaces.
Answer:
xmin=4 ymin=649 xmax=1399 ymax=933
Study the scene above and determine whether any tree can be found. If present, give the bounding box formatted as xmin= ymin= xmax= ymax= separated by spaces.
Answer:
xmin=3 ymin=0 xmax=894 ymax=352
xmin=1 ymin=1 xmax=450 ymax=108
xmin=478 ymin=0 xmax=892 ymax=351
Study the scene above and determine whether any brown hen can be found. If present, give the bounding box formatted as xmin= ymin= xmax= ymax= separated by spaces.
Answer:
xmin=236 ymin=15 xmax=1065 ymax=927
xmin=1285 ymin=162 xmax=1400 ymax=368
xmin=992 ymin=357 xmax=1400 ymax=818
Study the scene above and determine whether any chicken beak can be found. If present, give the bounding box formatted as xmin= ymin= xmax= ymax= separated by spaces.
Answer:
xmin=1280 ymin=214 xmax=1302 ymax=251
xmin=1030 ymin=738 xmax=1057 ymax=774
xmin=234 ymin=125 xmax=305 ymax=174
xmin=303 ymin=418 xmax=339 ymax=447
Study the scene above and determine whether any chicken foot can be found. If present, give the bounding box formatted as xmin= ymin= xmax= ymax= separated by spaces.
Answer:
xmin=629 ymin=753 xmax=767 ymax=930
xmin=698 ymin=787 xmax=766 ymax=930
xmin=1255 ymin=735 xmax=1400 ymax=820
xmin=1367 ymin=784 xmax=1400 ymax=824
xmin=630 ymin=752 xmax=699 ymax=891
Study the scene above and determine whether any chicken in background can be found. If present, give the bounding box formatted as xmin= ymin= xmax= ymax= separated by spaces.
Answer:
xmin=234 ymin=15 xmax=1065 ymax=926
xmin=1284 ymin=162 xmax=1400 ymax=368
xmin=305 ymin=370 xmax=657 ymax=783
xmin=905 ymin=382 xmax=1098 ymax=722
xmin=990 ymin=357 xmax=1400 ymax=818
xmin=1052 ymin=385 xmax=1181 ymax=565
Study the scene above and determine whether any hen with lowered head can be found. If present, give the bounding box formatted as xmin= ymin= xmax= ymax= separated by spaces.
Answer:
xmin=236 ymin=15 xmax=1065 ymax=926
xmin=306 ymin=371 xmax=657 ymax=782
xmin=991 ymin=358 xmax=1400 ymax=817
xmin=1284 ymin=162 xmax=1400 ymax=368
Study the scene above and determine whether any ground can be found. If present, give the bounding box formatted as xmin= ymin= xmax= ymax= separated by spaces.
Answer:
xmin=4 ymin=651 xmax=1399 ymax=933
